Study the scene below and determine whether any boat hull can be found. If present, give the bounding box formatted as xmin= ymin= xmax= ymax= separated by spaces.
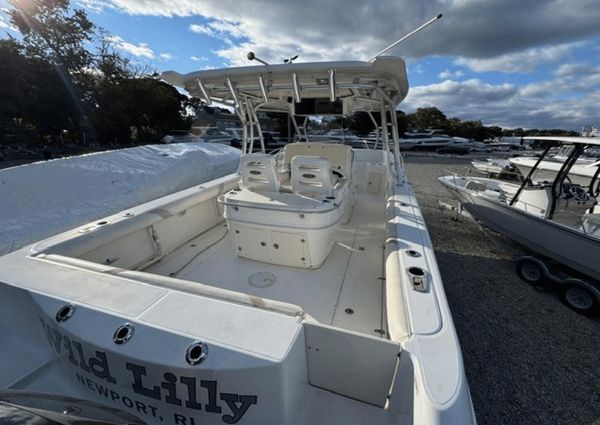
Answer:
xmin=439 ymin=176 xmax=600 ymax=281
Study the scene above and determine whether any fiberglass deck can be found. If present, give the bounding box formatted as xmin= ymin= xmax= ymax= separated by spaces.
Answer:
xmin=144 ymin=191 xmax=387 ymax=338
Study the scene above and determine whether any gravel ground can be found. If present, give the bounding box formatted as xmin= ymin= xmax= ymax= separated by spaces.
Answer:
xmin=403 ymin=153 xmax=600 ymax=425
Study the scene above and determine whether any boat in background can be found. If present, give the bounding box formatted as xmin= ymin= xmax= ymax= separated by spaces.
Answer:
xmin=440 ymin=136 xmax=600 ymax=315
xmin=487 ymin=136 xmax=533 ymax=151
xmin=471 ymin=157 xmax=515 ymax=176
xmin=400 ymin=130 xmax=453 ymax=150
xmin=510 ymin=145 xmax=600 ymax=186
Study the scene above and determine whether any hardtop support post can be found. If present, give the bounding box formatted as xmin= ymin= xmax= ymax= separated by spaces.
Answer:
xmin=509 ymin=145 xmax=552 ymax=206
xmin=548 ymin=144 xmax=585 ymax=219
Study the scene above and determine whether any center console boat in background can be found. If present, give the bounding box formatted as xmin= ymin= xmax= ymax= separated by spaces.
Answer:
xmin=0 ymin=53 xmax=475 ymax=424
xmin=440 ymin=137 xmax=600 ymax=315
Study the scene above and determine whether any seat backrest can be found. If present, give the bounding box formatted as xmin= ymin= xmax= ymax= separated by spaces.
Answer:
xmin=291 ymin=155 xmax=333 ymax=197
xmin=284 ymin=143 xmax=352 ymax=176
xmin=239 ymin=153 xmax=279 ymax=192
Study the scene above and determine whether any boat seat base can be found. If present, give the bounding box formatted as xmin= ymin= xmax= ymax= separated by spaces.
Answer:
xmin=220 ymin=186 xmax=347 ymax=269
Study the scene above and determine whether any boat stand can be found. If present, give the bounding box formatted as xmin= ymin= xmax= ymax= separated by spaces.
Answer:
xmin=437 ymin=199 xmax=472 ymax=221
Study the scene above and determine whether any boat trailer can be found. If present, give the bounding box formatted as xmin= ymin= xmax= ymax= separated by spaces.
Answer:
xmin=438 ymin=198 xmax=600 ymax=315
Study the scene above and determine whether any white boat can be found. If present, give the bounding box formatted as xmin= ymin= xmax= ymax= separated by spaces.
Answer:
xmin=510 ymin=149 xmax=600 ymax=186
xmin=471 ymin=158 xmax=514 ymax=175
xmin=0 ymin=56 xmax=474 ymax=424
xmin=440 ymin=137 xmax=600 ymax=287
xmin=400 ymin=131 xmax=452 ymax=150
xmin=468 ymin=142 xmax=492 ymax=153
xmin=487 ymin=137 xmax=532 ymax=151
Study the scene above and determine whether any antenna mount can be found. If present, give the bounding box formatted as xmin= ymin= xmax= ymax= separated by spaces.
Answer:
xmin=247 ymin=51 xmax=269 ymax=66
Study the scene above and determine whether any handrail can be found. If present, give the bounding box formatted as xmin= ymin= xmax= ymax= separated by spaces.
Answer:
xmin=510 ymin=145 xmax=552 ymax=206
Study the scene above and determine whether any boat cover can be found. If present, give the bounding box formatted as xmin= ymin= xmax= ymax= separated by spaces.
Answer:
xmin=0 ymin=142 xmax=240 ymax=255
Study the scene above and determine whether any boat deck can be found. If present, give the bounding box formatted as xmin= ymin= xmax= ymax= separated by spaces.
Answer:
xmin=144 ymin=190 xmax=387 ymax=338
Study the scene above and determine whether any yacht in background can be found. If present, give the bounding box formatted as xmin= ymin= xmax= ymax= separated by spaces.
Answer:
xmin=488 ymin=136 xmax=532 ymax=151
xmin=401 ymin=130 xmax=453 ymax=150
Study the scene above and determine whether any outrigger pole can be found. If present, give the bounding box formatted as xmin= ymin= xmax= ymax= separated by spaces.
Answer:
xmin=368 ymin=13 xmax=443 ymax=61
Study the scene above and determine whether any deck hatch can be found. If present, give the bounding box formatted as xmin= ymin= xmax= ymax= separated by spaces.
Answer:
xmin=304 ymin=322 xmax=400 ymax=407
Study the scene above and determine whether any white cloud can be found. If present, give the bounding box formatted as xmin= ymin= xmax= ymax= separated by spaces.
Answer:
xmin=106 ymin=0 xmax=600 ymax=65
xmin=190 ymin=55 xmax=208 ymax=61
xmin=107 ymin=35 xmax=155 ymax=59
xmin=439 ymin=69 xmax=465 ymax=79
xmin=207 ymin=20 xmax=244 ymax=38
xmin=521 ymin=67 xmax=600 ymax=97
xmin=101 ymin=0 xmax=600 ymax=129
xmin=76 ymin=0 xmax=110 ymax=13
xmin=159 ymin=52 xmax=174 ymax=60
xmin=455 ymin=42 xmax=585 ymax=73
xmin=189 ymin=20 xmax=244 ymax=47
xmin=554 ymin=62 xmax=599 ymax=77
xmin=189 ymin=24 xmax=214 ymax=36
xmin=403 ymin=76 xmax=600 ymax=130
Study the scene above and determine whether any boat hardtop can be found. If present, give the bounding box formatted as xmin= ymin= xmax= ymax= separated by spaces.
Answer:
xmin=0 ymin=55 xmax=475 ymax=424
xmin=162 ymin=56 xmax=408 ymax=111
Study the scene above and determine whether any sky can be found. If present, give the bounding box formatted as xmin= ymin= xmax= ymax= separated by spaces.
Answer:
xmin=1 ymin=0 xmax=600 ymax=130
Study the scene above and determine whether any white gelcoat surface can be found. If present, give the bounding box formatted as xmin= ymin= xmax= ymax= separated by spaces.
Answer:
xmin=145 ymin=191 xmax=387 ymax=337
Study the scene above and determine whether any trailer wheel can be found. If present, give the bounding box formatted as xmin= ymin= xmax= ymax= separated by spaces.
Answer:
xmin=515 ymin=257 xmax=547 ymax=286
xmin=560 ymin=281 xmax=598 ymax=315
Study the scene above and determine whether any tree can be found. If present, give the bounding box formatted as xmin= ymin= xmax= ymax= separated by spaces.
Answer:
xmin=8 ymin=0 xmax=96 ymax=140
xmin=9 ymin=0 xmax=94 ymax=76
xmin=92 ymin=76 xmax=191 ymax=146
xmin=346 ymin=112 xmax=375 ymax=135
xmin=486 ymin=125 xmax=503 ymax=139
xmin=0 ymin=38 xmax=80 ymax=144
xmin=395 ymin=111 xmax=409 ymax=135
xmin=408 ymin=107 xmax=449 ymax=131
xmin=4 ymin=1 xmax=192 ymax=146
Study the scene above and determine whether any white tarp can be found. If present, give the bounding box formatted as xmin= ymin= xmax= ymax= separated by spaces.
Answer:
xmin=0 ymin=142 xmax=240 ymax=255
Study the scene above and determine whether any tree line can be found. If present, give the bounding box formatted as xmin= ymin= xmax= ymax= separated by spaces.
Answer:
xmin=0 ymin=0 xmax=191 ymax=149
xmin=339 ymin=108 xmax=578 ymax=141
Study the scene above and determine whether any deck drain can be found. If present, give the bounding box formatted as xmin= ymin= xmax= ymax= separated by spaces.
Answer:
xmin=186 ymin=341 xmax=208 ymax=365
xmin=113 ymin=323 xmax=134 ymax=344
xmin=248 ymin=272 xmax=277 ymax=288
xmin=55 ymin=304 xmax=76 ymax=323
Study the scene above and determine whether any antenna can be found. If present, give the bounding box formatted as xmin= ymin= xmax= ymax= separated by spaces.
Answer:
xmin=247 ymin=51 xmax=269 ymax=66
xmin=368 ymin=13 xmax=442 ymax=61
